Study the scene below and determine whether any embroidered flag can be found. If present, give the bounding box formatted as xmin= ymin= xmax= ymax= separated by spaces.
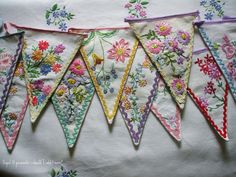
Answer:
xmin=0 ymin=59 xmax=28 ymax=151
xmin=76 ymin=28 xmax=138 ymax=124
xmin=21 ymin=28 xmax=84 ymax=123
xmin=51 ymin=54 xmax=95 ymax=148
xmin=188 ymin=48 xmax=229 ymax=140
xmin=119 ymin=46 xmax=159 ymax=146
xmin=151 ymin=79 xmax=181 ymax=141
xmin=197 ymin=19 xmax=236 ymax=102
xmin=0 ymin=32 xmax=23 ymax=115
xmin=125 ymin=11 xmax=198 ymax=109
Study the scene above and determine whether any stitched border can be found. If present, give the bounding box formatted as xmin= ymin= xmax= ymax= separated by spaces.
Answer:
xmin=119 ymin=72 xmax=160 ymax=146
xmin=80 ymin=40 xmax=139 ymax=124
xmin=198 ymin=27 xmax=236 ymax=102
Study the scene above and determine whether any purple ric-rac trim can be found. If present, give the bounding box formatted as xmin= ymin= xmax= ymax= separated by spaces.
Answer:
xmin=0 ymin=33 xmax=23 ymax=112
xmin=193 ymin=48 xmax=208 ymax=55
xmin=119 ymin=72 xmax=160 ymax=145
xmin=125 ymin=11 xmax=199 ymax=23
xmin=223 ymin=16 xmax=236 ymax=20
xmin=195 ymin=19 xmax=236 ymax=26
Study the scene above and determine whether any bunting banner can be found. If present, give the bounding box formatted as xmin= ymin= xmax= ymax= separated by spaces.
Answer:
xmin=119 ymin=46 xmax=159 ymax=146
xmin=0 ymin=59 xmax=28 ymax=151
xmin=125 ymin=11 xmax=198 ymax=109
xmin=0 ymin=32 xmax=24 ymax=116
xmin=73 ymin=28 xmax=139 ymax=124
xmin=188 ymin=48 xmax=229 ymax=140
xmin=151 ymin=79 xmax=181 ymax=141
xmin=197 ymin=19 xmax=236 ymax=102
xmin=20 ymin=27 xmax=84 ymax=123
xmin=51 ymin=54 xmax=95 ymax=148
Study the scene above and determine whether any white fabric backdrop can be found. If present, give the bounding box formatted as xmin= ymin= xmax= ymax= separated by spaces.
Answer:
xmin=0 ymin=0 xmax=236 ymax=176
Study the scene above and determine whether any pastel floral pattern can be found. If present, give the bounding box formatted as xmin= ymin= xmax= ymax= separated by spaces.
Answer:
xmin=80 ymin=29 xmax=138 ymax=123
xmin=120 ymin=47 xmax=158 ymax=145
xmin=50 ymin=166 xmax=78 ymax=177
xmin=52 ymin=57 xmax=94 ymax=148
xmin=45 ymin=3 xmax=75 ymax=31
xmin=124 ymin=0 xmax=149 ymax=19
xmin=188 ymin=50 xmax=228 ymax=140
xmin=0 ymin=48 xmax=13 ymax=85
xmin=200 ymin=0 xmax=225 ymax=20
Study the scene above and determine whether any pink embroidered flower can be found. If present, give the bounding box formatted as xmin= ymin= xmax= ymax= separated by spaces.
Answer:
xmin=146 ymin=40 xmax=163 ymax=54
xmin=177 ymin=31 xmax=190 ymax=45
xmin=32 ymin=96 xmax=38 ymax=106
xmin=38 ymin=40 xmax=49 ymax=51
xmin=42 ymin=85 xmax=52 ymax=95
xmin=221 ymin=35 xmax=235 ymax=59
xmin=0 ymin=53 xmax=13 ymax=70
xmin=204 ymin=81 xmax=216 ymax=95
xmin=139 ymin=11 xmax=147 ymax=17
xmin=172 ymin=79 xmax=185 ymax=95
xmin=227 ymin=61 xmax=234 ymax=71
xmin=165 ymin=38 xmax=178 ymax=51
xmin=155 ymin=22 xmax=172 ymax=36
xmin=124 ymin=3 xmax=132 ymax=8
xmin=52 ymin=63 xmax=62 ymax=73
xmin=199 ymin=96 xmax=209 ymax=110
xmin=69 ymin=58 xmax=85 ymax=76
xmin=107 ymin=39 xmax=131 ymax=63
xmin=135 ymin=4 xmax=142 ymax=11
xmin=54 ymin=44 xmax=65 ymax=54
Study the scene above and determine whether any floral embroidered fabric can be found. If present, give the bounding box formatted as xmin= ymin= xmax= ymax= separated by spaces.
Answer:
xmin=78 ymin=28 xmax=139 ymax=124
xmin=126 ymin=12 xmax=197 ymax=109
xmin=51 ymin=54 xmax=95 ymax=148
xmin=0 ymin=32 xmax=23 ymax=116
xmin=151 ymin=79 xmax=181 ymax=141
xmin=188 ymin=48 xmax=229 ymax=140
xmin=0 ymin=59 xmax=28 ymax=150
xmin=198 ymin=20 xmax=236 ymax=102
xmin=22 ymin=29 xmax=84 ymax=122
xmin=119 ymin=46 xmax=159 ymax=146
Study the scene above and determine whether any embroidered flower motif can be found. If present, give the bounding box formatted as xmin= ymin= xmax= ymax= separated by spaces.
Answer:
xmin=69 ymin=59 xmax=85 ymax=76
xmin=221 ymin=35 xmax=236 ymax=59
xmin=124 ymin=86 xmax=132 ymax=95
xmin=40 ymin=64 xmax=52 ymax=75
xmin=107 ymin=39 xmax=131 ymax=63
xmin=165 ymin=38 xmax=178 ymax=51
xmin=9 ymin=85 xmax=18 ymax=95
xmin=0 ymin=52 xmax=13 ymax=70
xmin=177 ymin=31 xmax=190 ymax=45
xmin=14 ymin=62 xmax=24 ymax=78
xmin=45 ymin=4 xmax=75 ymax=31
xmin=124 ymin=0 xmax=149 ymax=19
xmin=200 ymin=0 xmax=225 ymax=20
xmin=155 ymin=22 xmax=172 ymax=36
xmin=64 ymin=74 xmax=79 ymax=88
xmin=204 ymin=81 xmax=216 ymax=94
xmin=172 ymin=79 xmax=185 ymax=95
xmin=92 ymin=53 xmax=104 ymax=66
xmin=55 ymin=85 xmax=69 ymax=102
xmin=32 ymin=50 xmax=43 ymax=62
xmin=33 ymin=80 xmax=44 ymax=90
xmin=54 ymin=44 xmax=66 ymax=54
xmin=146 ymin=40 xmax=163 ymax=54
xmin=124 ymin=100 xmax=131 ymax=110
xmin=42 ymin=85 xmax=52 ymax=95
xmin=38 ymin=40 xmax=49 ymax=51
xmin=52 ymin=63 xmax=62 ymax=73
xmin=199 ymin=96 xmax=209 ymax=110
xmin=138 ymin=79 xmax=147 ymax=87
xmin=32 ymin=96 xmax=38 ymax=106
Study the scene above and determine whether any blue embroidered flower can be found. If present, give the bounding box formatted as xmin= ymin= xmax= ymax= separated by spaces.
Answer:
xmin=40 ymin=64 xmax=51 ymax=75
xmin=47 ymin=18 xmax=51 ymax=25
xmin=60 ymin=10 xmax=67 ymax=17
xmin=53 ymin=11 xmax=59 ymax=18
xmin=59 ymin=22 xmax=67 ymax=31
xmin=205 ymin=12 xmax=213 ymax=20
xmin=200 ymin=0 xmax=207 ymax=6
xmin=215 ymin=4 xmax=222 ymax=11
xmin=210 ymin=0 xmax=216 ymax=6
xmin=38 ymin=94 xmax=46 ymax=104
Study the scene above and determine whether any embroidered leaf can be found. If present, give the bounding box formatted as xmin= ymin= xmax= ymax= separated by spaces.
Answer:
xmin=141 ymin=1 xmax=149 ymax=5
xmin=129 ymin=0 xmax=137 ymax=3
xmin=51 ymin=4 xmax=58 ymax=11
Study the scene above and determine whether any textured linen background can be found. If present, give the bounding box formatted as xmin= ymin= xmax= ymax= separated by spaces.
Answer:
xmin=0 ymin=0 xmax=236 ymax=177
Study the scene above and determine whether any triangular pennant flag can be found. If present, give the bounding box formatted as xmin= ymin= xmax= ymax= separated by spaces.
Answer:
xmin=126 ymin=12 xmax=198 ymax=109
xmin=78 ymin=28 xmax=138 ymax=124
xmin=151 ymin=79 xmax=181 ymax=141
xmin=51 ymin=54 xmax=95 ymax=148
xmin=188 ymin=48 xmax=229 ymax=140
xmin=21 ymin=28 xmax=84 ymax=123
xmin=0 ymin=32 xmax=24 ymax=115
xmin=197 ymin=19 xmax=236 ymax=102
xmin=0 ymin=59 xmax=28 ymax=151
xmin=119 ymin=46 xmax=159 ymax=146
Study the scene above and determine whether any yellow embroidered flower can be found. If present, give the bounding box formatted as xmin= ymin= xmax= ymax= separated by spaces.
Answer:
xmin=124 ymin=86 xmax=132 ymax=95
xmin=14 ymin=62 xmax=24 ymax=77
xmin=56 ymin=86 xmax=67 ymax=97
xmin=142 ymin=58 xmax=151 ymax=68
xmin=9 ymin=86 xmax=18 ymax=95
xmin=32 ymin=49 xmax=43 ymax=61
xmin=92 ymin=53 xmax=104 ymax=66
xmin=45 ymin=53 xmax=56 ymax=65
xmin=9 ymin=113 xmax=17 ymax=120
xmin=123 ymin=100 xmax=131 ymax=110
xmin=138 ymin=80 xmax=147 ymax=87
xmin=139 ymin=105 xmax=146 ymax=114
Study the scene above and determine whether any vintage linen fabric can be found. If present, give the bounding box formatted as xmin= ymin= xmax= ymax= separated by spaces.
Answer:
xmin=119 ymin=45 xmax=159 ymax=146
xmin=21 ymin=28 xmax=84 ymax=123
xmin=76 ymin=28 xmax=138 ymax=124
xmin=188 ymin=48 xmax=229 ymax=140
xmin=0 ymin=32 xmax=23 ymax=116
xmin=197 ymin=19 xmax=236 ymax=102
xmin=151 ymin=79 xmax=181 ymax=141
xmin=126 ymin=12 xmax=198 ymax=109
xmin=0 ymin=59 xmax=28 ymax=151
xmin=51 ymin=54 xmax=95 ymax=148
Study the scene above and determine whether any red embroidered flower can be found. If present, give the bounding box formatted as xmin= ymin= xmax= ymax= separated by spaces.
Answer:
xmin=32 ymin=96 xmax=38 ymax=106
xmin=204 ymin=81 xmax=216 ymax=95
xmin=52 ymin=63 xmax=62 ymax=73
xmin=38 ymin=40 xmax=49 ymax=51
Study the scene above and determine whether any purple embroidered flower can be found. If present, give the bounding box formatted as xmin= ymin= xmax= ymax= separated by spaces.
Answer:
xmin=172 ymin=79 xmax=185 ymax=95
xmin=177 ymin=31 xmax=190 ymax=45
xmin=40 ymin=64 xmax=51 ymax=75
xmin=33 ymin=80 xmax=44 ymax=90
xmin=205 ymin=12 xmax=213 ymax=20
xmin=165 ymin=38 xmax=178 ymax=51
xmin=200 ymin=0 xmax=207 ymax=6
xmin=52 ymin=11 xmax=59 ymax=18
xmin=135 ymin=4 xmax=142 ymax=11
xmin=199 ymin=96 xmax=209 ymax=109
xmin=60 ymin=10 xmax=67 ymax=17
xmin=124 ymin=3 xmax=132 ymax=8
xmin=210 ymin=0 xmax=216 ymax=6
xmin=59 ymin=22 xmax=67 ymax=31
xmin=64 ymin=74 xmax=79 ymax=88
xmin=46 ymin=18 xmax=51 ymax=25
xmin=177 ymin=56 xmax=184 ymax=65
xmin=54 ymin=44 xmax=65 ymax=54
